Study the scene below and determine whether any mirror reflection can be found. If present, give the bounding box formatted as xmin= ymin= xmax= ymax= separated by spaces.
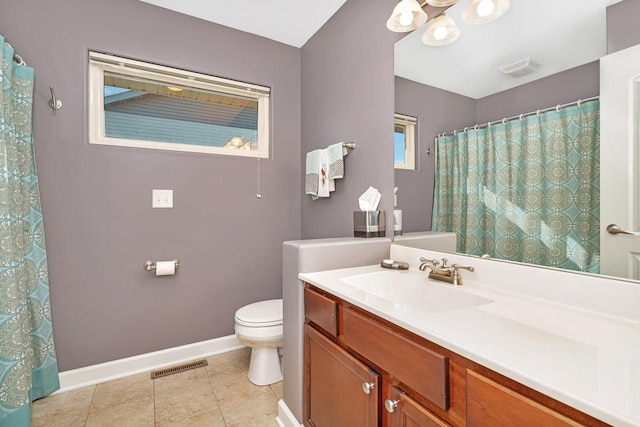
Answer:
xmin=393 ymin=0 xmax=624 ymax=278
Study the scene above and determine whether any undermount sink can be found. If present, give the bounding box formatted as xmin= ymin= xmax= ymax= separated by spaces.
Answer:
xmin=341 ymin=270 xmax=492 ymax=314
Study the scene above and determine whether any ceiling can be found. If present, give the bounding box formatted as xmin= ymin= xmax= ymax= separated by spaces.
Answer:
xmin=395 ymin=0 xmax=624 ymax=98
xmin=137 ymin=0 xmax=348 ymax=48
xmin=139 ymin=0 xmax=623 ymax=98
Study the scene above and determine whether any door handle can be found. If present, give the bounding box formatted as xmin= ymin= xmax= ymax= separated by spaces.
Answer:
xmin=362 ymin=381 xmax=375 ymax=394
xmin=384 ymin=399 xmax=399 ymax=413
xmin=607 ymin=224 xmax=634 ymax=235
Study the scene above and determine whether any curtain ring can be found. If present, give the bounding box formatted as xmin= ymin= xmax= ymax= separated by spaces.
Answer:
xmin=487 ymin=121 xmax=491 ymax=128
xmin=453 ymin=130 xmax=457 ymax=135
xmin=13 ymin=54 xmax=25 ymax=66
xmin=502 ymin=118 xmax=506 ymax=124
xmin=577 ymin=99 xmax=582 ymax=107
xmin=556 ymin=105 xmax=560 ymax=112
xmin=474 ymin=125 xmax=478 ymax=130
xmin=464 ymin=127 xmax=468 ymax=133
xmin=536 ymin=110 xmax=540 ymax=116
xmin=519 ymin=114 xmax=524 ymax=120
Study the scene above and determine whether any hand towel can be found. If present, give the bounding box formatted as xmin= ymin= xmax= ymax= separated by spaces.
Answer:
xmin=305 ymin=149 xmax=320 ymax=199
xmin=327 ymin=142 xmax=348 ymax=180
xmin=317 ymin=149 xmax=330 ymax=198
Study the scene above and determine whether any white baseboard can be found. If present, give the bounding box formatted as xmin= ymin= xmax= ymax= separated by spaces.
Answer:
xmin=57 ymin=335 xmax=244 ymax=393
xmin=276 ymin=399 xmax=303 ymax=427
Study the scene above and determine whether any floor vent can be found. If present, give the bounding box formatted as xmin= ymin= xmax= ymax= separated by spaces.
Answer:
xmin=150 ymin=359 xmax=208 ymax=379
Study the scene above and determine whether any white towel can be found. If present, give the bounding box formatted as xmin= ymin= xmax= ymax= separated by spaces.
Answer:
xmin=306 ymin=144 xmax=348 ymax=200
xmin=305 ymin=149 xmax=320 ymax=199
xmin=327 ymin=142 xmax=348 ymax=180
xmin=317 ymin=149 xmax=330 ymax=198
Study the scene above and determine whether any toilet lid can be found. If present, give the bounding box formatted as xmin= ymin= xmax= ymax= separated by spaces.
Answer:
xmin=235 ymin=299 xmax=283 ymax=326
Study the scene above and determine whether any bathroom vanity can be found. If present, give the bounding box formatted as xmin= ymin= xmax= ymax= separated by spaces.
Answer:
xmin=299 ymin=245 xmax=640 ymax=427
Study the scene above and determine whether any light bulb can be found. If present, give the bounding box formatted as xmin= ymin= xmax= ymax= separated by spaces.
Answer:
xmin=399 ymin=10 xmax=414 ymax=27
xmin=433 ymin=26 xmax=449 ymax=40
xmin=477 ymin=0 xmax=495 ymax=17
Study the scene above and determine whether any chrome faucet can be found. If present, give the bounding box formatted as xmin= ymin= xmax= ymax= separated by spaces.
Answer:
xmin=419 ymin=257 xmax=474 ymax=285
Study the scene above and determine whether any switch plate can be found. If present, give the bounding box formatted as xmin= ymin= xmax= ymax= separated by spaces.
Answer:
xmin=152 ymin=189 xmax=173 ymax=208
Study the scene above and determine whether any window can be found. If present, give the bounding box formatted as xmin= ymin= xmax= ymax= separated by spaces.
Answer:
xmin=394 ymin=113 xmax=416 ymax=170
xmin=89 ymin=52 xmax=270 ymax=158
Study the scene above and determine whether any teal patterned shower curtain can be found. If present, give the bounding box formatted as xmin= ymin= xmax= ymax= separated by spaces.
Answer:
xmin=0 ymin=36 xmax=59 ymax=427
xmin=432 ymin=100 xmax=600 ymax=273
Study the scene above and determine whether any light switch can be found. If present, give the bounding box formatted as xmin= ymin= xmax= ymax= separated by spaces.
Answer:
xmin=152 ymin=189 xmax=173 ymax=208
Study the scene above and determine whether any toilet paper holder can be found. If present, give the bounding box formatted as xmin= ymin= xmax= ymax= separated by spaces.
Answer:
xmin=143 ymin=259 xmax=181 ymax=271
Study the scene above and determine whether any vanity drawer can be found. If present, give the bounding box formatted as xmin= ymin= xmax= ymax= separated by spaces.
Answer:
xmin=467 ymin=370 xmax=581 ymax=426
xmin=342 ymin=307 xmax=449 ymax=410
xmin=304 ymin=286 xmax=338 ymax=337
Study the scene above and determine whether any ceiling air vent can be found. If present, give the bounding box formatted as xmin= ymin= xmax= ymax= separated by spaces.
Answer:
xmin=500 ymin=57 xmax=540 ymax=77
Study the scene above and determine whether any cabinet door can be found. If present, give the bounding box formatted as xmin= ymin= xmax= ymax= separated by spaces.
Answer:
xmin=304 ymin=324 xmax=380 ymax=427
xmin=386 ymin=387 xmax=452 ymax=427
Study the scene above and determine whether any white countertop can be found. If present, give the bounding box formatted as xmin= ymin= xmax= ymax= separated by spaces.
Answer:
xmin=300 ymin=264 xmax=640 ymax=427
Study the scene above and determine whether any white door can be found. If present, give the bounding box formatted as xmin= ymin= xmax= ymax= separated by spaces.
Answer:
xmin=600 ymin=43 xmax=640 ymax=279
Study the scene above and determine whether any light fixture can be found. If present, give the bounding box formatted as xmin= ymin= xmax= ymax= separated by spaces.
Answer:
xmin=462 ymin=0 xmax=510 ymax=24
xmin=421 ymin=14 xmax=460 ymax=46
xmin=225 ymin=136 xmax=250 ymax=150
xmin=166 ymin=86 xmax=183 ymax=92
xmin=387 ymin=0 xmax=510 ymax=47
xmin=426 ymin=0 xmax=458 ymax=7
xmin=386 ymin=0 xmax=429 ymax=33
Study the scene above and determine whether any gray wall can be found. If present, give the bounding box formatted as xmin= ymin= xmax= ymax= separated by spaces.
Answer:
xmin=394 ymin=78 xmax=475 ymax=233
xmin=300 ymin=0 xmax=397 ymax=239
xmin=607 ymin=0 xmax=640 ymax=53
xmin=0 ymin=0 xmax=301 ymax=371
xmin=475 ymin=61 xmax=600 ymax=124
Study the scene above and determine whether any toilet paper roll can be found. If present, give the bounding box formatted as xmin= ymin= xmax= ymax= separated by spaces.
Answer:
xmin=155 ymin=261 xmax=175 ymax=276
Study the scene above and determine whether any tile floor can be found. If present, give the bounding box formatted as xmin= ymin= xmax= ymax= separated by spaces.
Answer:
xmin=31 ymin=348 xmax=282 ymax=427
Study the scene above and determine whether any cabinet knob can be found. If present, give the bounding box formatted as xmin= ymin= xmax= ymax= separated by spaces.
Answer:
xmin=384 ymin=399 xmax=399 ymax=413
xmin=362 ymin=381 xmax=375 ymax=394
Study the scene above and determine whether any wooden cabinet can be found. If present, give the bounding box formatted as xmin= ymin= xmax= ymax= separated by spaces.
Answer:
xmin=303 ymin=284 xmax=608 ymax=427
xmin=304 ymin=324 xmax=379 ymax=427
xmin=304 ymin=286 xmax=451 ymax=427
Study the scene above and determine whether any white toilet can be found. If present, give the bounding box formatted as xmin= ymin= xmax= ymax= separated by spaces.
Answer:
xmin=234 ymin=299 xmax=283 ymax=386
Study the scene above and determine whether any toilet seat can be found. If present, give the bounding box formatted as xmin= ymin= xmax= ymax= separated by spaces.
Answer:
xmin=235 ymin=299 xmax=282 ymax=327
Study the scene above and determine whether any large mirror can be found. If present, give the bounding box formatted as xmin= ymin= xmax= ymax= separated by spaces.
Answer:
xmin=392 ymin=0 xmax=636 ymax=280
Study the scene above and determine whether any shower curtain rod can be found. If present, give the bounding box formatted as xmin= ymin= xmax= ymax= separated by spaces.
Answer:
xmin=437 ymin=95 xmax=599 ymax=138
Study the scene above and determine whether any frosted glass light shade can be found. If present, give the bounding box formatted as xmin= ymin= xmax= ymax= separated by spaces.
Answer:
xmin=426 ymin=0 xmax=458 ymax=7
xmin=387 ymin=0 xmax=429 ymax=32
xmin=463 ymin=0 xmax=510 ymax=24
xmin=422 ymin=14 xmax=460 ymax=46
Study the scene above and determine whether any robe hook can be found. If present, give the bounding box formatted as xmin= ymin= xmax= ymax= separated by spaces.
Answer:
xmin=49 ymin=86 xmax=62 ymax=110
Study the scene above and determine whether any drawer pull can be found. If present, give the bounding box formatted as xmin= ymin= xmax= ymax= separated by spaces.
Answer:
xmin=384 ymin=399 xmax=399 ymax=413
xmin=362 ymin=381 xmax=375 ymax=394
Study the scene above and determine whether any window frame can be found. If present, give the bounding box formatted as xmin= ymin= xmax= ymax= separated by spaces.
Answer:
xmin=88 ymin=51 xmax=271 ymax=158
xmin=394 ymin=113 xmax=417 ymax=170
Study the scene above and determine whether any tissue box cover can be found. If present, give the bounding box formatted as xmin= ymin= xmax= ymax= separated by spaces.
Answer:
xmin=354 ymin=211 xmax=386 ymax=238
